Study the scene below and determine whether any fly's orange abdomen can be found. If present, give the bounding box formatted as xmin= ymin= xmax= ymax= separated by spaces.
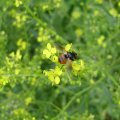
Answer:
xmin=58 ymin=54 xmax=67 ymax=64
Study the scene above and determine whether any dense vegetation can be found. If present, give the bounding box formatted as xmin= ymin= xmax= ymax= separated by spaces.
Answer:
xmin=0 ymin=0 xmax=120 ymax=120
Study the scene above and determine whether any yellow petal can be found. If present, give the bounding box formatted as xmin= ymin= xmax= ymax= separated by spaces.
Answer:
xmin=46 ymin=54 xmax=51 ymax=58
xmin=80 ymin=60 xmax=85 ymax=69
xmin=51 ymin=48 xmax=56 ymax=54
xmin=55 ymin=66 xmax=62 ymax=76
xmin=47 ymin=43 xmax=51 ymax=50
xmin=9 ymin=52 xmax=15 ymax=57
xmin=15 ymin=69 xmax=20 ymax=75
xmin=16 ymin=50 xmax=22 ymax=60
xmin=72 ymin=8 xmax=81 ymax=19
xmin=54 ymin=76 xmax=60 ymax=84
xmin=65 ymin=43 xmax=72 ymax=51
xmin=43 ymin=49 xmax=48 ymax=54
xmin=43 ymin=49 xmax=51 ymax=58
xmin=72 ymin=62 xmax=80 ymax=71
xmin=51 ymin=55 xmax=58 ymax=62
xmin=25 ymin=97 xmax=32 ymax=106
xmin=97 ymin=35 xmax=105 ymax=45
xmin=48 ymin=75 xmax=54 ymax=81
xmin=37 ymin=37 xmax=42 ymax=42
xmin=43 ymin=70 xmax=48 ymax=76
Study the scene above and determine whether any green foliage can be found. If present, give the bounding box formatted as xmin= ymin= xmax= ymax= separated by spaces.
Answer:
xmin=0 ymin=0 xmax=120 ymax=119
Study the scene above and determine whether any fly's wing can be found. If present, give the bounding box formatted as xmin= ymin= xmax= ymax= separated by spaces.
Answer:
xmin=54 ymin=43 xmax=67 ymax=53
xmin=66 ymin=59 xmax=72 ymax=72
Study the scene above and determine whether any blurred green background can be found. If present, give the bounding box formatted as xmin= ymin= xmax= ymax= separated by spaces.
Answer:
xmin=0 ymin=0 xmax=120 ymax=120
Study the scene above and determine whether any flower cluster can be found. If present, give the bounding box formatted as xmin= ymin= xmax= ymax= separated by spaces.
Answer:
xmin=41 ymin=0 xmax=62 ymax=11
xmin=43 ymin=43 xmax=58 ymax=62
xmin=15 ymin=0 xmax=23 ymax=7
xmin=44 ymin=66 xmax=62 ymax=85
xmin=5 ymin=50 xmax=22 ymax=76
xmin=0 ymin=69 xmax=9 ymax=87
xmin=17 ymin=39 xmax=27 ymax=51
xmin=72 ymin=60 xmax=85 ymax=76
xmin=9 ymin=50 xmax=22 ymax=62
xmin=97 ymin=35 xmax=106 ymax=47
xmin=53 ymin=0 xmax=62 ymax=8
xmin=43 ymin=42 xmax=86 ymax=85
xmin=12 ymin=13 xmax=27 ymax=28
xmin=37 ymin=27 xmax=50 ymax=42
xmin=65 ymin=43 xmax=72 ymax=51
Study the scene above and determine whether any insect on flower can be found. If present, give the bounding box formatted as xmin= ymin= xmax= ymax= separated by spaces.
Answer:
xmin=58 ymin=51 xmax=77 ymax=64
xmin=56 ymin=43 xmax=78 ymax=70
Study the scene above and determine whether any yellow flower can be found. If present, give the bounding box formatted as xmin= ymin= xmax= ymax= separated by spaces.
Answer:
xmin=44 ymin=66 xmax=62 ymax=85
xmin=25 ymin=97 xmax=32 ymax=105
xmin=51 ymin=55 xmax=58 ymax=62
xmin=15 ymin=69 xmax=20 ymax=75
xmin=43 ymin=43 xmax=56 ymax=58
xmin=94 ymin=10 xmax=100 ymax=16
xmin=75 ymin=28 xmax=83 ymax=38
xmin=37 ymin=37 xmax=42 ymax=42
xmin=72 ymin=60 xmax=85 ymax=76
xmin=97 ymin=35 xmax=107 ymax=48
xmin=13 ymin=13 xmax=27 ymax=28
xmin=90 ymin=79 xmax=95 ymax=85
xmin=54 ymin=66 xmax=62 ymax=76
xmin=42 ymin=4 xmax=49 ymax=11
xmin=72 ymin=8 xmax=81 ymax=19
xmin=15 ymin=0 xmax=22 ymax=7
xmin=80 ymin=60 xmax=85 ymax=69
xmin=43 ymin=49 xmax=51 ymax=58
xmin=9 ymin=52 xmax=15 ymax=58
xmin=17 ymin=39 xmax=27 ymax=50
xmin=54 ymin=0 xmax=61 ymax=8
xmin=32 ymin=117 xmax=36 ymax=120
xmin=109 ymin=8 xmax=118 ymax=17
xmin=118 ymin=2 xmax=120 ymax=7
xmin=65 ymin=43 xmax=72 ymax=51
xmin=118 ymin=100 xmax=120 ymax=105
xmin=96 ymin=0 xmax=103 ymax=4
xmin=16 ymin=50 xmax=22 ymax=61
xmin=31 ymin=77 xmax=36 ymax=85
xmin=9 ymin=50 xmax=22 ymax=61
xmin=54 ymin=76 xmax=60 ymax=85
xmin=37 ymin=27 xmax=49 ymax=42
xmin=97 ymin=35 xmax=105 ymax=45
xmin=0 ymin=75 xmax=9 ymax=87
xmin=72 ymin=62 xmax=81 ymax=71
xmin=5 ymin=57 xmax=14 ymax=68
